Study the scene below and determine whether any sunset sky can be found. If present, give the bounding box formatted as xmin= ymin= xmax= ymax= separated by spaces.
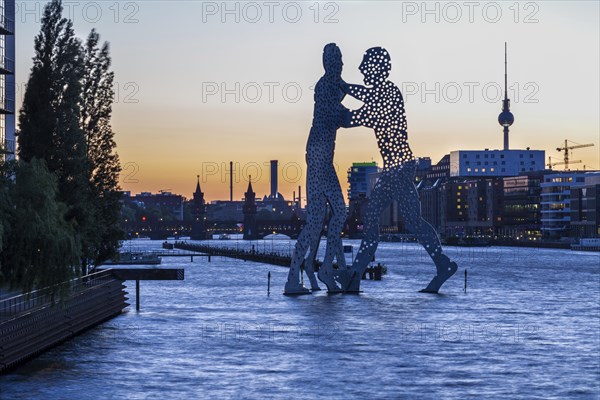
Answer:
xmin=15 ymin=1 xmax=600 ymax=201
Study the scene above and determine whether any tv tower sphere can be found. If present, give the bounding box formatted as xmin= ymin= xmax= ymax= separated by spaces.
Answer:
xmin=498 ymin=108 xmax=514 ymax=127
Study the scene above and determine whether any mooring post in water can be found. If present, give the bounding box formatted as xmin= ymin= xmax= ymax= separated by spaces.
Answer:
xmin=136 ymin=279 xmax=140 ymax=310
xmin=464 ymin=269 xmax=467 ymax=293
xmin=268 ymin=271 xmax=271 ymax=295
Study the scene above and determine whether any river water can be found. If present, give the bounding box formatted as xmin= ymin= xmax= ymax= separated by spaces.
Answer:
xmin=1 ymin=240 xmax=599 ymax=399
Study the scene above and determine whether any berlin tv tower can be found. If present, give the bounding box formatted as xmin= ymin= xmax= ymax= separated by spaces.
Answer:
xmin=498 ymin=42 xmax=515 ymax=150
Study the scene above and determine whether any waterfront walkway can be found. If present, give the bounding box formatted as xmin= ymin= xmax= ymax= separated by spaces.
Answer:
xmin=174 ymin=242 xmax=292 ymax=267
xmin=173 ymin=242 xmax=386 ymax=280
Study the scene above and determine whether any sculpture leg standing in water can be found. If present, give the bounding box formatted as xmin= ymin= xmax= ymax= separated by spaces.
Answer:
xmin=341 ymin=47 xmax=458 ymax=293
xmin=284 ymin=43 xmax=350 ymax=294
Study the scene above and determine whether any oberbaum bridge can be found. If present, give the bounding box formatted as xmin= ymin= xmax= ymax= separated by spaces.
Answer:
xmin=122 ymin=160 xmax=323 ymax=241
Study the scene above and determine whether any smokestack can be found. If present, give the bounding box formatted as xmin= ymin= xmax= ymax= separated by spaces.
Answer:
xmin=270 ymin=160 xmax=278 ymax=199
xmin=230 ymin=161 xmax=233 ymax=202
xmin=298 ymin=185 xmax=302 ymax=209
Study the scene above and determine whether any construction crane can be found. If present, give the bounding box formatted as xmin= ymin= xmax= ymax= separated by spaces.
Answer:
xmin=556 ymin=140 xmax=594 ymax=170
xmin=547 ymin=156 xmax=582 ymax=170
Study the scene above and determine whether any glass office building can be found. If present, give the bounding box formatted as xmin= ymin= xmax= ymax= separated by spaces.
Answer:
xmin=0 ymin=0 xmax=15 ymax=161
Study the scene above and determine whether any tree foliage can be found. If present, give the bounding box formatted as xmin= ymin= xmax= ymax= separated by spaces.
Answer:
xmin=18 ymin=0 xmax=90 ymax=275
xmin=81 ymin=29 xmax=123 ymax=265
xmin=0 ymin=159 xmax=80 ymax=294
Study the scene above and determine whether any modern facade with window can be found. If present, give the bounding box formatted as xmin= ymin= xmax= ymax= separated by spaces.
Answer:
xmin=347 ymin=162 xmax=379 ymax=201
xmin=540 ymin=172 xmax=597 ymax=239
xmin=501 ymin=172 xmax=543 ymax=240
xmin=439 ymin=177 xmax=504 ymax=238
xmin=0 ymin=0 xmax=15 ymax=161
xmin=570 ymin=174 xmax=600 ymax=238
xmin=449 ymin=149 xmax=545 ymax=177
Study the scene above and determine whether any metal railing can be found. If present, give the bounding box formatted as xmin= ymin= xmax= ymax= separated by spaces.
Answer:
xmin=0 ymin=270 xmax=115 ymax=320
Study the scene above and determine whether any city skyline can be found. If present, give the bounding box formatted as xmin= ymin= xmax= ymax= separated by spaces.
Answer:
xmin=13 ymin=1 xmax=600 ymax=200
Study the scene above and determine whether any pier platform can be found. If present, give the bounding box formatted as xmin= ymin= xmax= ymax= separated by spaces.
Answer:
xmin=0 ymin=268 xmax=184 ymax=373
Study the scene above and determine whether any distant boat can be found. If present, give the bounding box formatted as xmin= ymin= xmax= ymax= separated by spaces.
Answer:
xmin=263 ymin=233 xmax=291 ymax=240
xmin=571 ymin=238 xmax=600 ymax=252
xmin=219 ymin=234 xmax=231 ymax=240
xmin=133 ymin=235 xmax=151 ymax=240
xmin=104 ymin=252 xmax=162 ymax=265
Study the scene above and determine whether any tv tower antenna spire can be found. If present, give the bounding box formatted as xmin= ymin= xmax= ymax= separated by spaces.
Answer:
xmin=498 ymin=42 xmax=514 ymax=150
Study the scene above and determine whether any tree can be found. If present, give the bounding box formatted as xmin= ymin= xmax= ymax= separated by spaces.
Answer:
xmin=0 ymin=159 xmax=80 ymax=295
xmin=19 ymin=0 xmax=87 ymax=184
xmin=17 ymin=0 xmax=64 ymax=161
xmin=18 ymin=0 xmax=93 ymax=274
xmin=81 ymin=29 xmax=123 ymax=266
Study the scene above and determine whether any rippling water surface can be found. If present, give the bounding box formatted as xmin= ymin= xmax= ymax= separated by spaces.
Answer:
xmin=1 ymin=240 xmax=599 ymax=399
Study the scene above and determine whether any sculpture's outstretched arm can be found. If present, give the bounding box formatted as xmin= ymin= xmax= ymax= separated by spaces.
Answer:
xmin=342 ymin=82 xmax=369 ymax=101
xmin=340 ymin=107 xmax=365 ymax=128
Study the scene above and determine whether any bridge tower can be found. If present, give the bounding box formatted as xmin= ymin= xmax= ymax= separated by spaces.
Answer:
xmin=191 ymin=175 xmax=207 ymax=240
xmin=243 ymin=176 xmax=258 ymax=240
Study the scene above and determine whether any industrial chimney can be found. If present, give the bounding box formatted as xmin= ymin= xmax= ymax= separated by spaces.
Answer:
xmin=270 ymin=160 xmax=278 ymax=199
xmin=229 ymin=161 xmax=233 ymax=202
